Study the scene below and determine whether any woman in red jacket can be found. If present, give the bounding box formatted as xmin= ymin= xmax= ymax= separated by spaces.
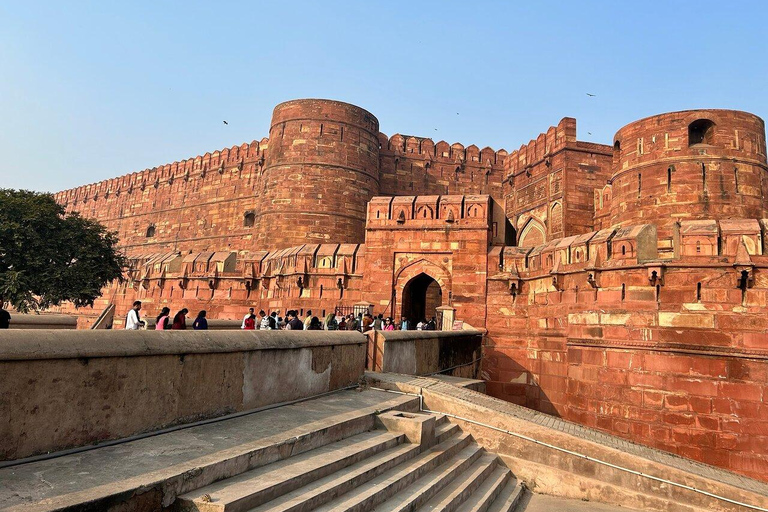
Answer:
xmin=171 ymin=308 xmax=189 ymax=330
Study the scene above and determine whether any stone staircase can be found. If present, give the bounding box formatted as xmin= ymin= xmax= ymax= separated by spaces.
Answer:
xmin=174 ymin=413 xmax=525 ymax=512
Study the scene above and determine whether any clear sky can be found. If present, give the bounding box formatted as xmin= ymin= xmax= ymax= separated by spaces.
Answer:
xmin=1 ymin=1 xmax=767 ymax=192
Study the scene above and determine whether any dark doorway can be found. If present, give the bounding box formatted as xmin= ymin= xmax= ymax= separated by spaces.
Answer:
xmin=402 ymin=273 xmax=442 ymax=325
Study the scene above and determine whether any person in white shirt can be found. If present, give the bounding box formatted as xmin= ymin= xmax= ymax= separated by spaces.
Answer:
xmin=125 ymin=301 xmax=144 ymax=330
xmin=241 ymin=307 xmax=255 ymax=329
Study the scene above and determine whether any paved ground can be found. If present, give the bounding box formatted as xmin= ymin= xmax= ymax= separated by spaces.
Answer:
xmin=518 ymin=494 xmax=639 ymax=512
xmin=0 ymin=389 xmax=415 ymax=509
xmin=521 ymin=493 xmax=642 ymax=511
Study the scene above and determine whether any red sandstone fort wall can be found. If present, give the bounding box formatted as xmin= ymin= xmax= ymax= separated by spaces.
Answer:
xmin=504 ymin=118 xmax=612 ymax=247
xmin=378 ymin=134 xmax=507 ymax=203
xmin=598 ymin=110 xmax=768 ymax=250
xmin=54 ymin=139 xmax=269 ymax=255
xmin=483 ymin=219 xmax=768 ymax=481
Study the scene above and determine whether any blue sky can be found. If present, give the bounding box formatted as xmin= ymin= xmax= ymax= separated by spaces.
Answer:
xmin=1 ymin=1 xmax=766 ymax=192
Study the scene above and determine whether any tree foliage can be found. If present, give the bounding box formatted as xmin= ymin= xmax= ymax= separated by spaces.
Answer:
xmin=0 ymin=189 xmax=126 ymax=313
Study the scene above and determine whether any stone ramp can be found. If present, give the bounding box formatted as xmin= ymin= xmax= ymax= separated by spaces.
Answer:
xmin=0 ymin=389 xmax=418 ymax=511
xmin=176 ymin=414 xmax=526 ymax=512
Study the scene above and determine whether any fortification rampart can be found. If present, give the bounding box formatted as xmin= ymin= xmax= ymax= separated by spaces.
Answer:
xmin=484 ymin=217 xmax=768 ymax=481
xmin=601 ymin=110 xmax=768 ymax=240
xmin=378 ymin=133 xmax=507 ymax=204
xmin=53 ymin=138 xmax=269 ymax=255
xmin=503 ymin=118 xmax=613 ymax=247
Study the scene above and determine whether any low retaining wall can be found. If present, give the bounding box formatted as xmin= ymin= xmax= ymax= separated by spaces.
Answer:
xmin=0 ymin=330 xmax=366 ymax=460
xmin=7 ymin=313 xmax=77 ymax=330
xmin=366 ymin=329 xmax=482 ymax=378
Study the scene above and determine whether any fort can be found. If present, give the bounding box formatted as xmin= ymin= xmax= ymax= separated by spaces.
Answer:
xmin=52 ymin=99 xmax=768 ymax=483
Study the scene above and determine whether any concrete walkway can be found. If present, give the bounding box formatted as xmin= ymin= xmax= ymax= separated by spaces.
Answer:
xmin=521 ymin=493 xmax=642 ymax=511
xmin=0 ymin=389 xmax=416 ymax=510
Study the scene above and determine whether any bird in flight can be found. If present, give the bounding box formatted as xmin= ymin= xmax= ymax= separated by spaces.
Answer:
xmin=223 ymin=120 xmax=229 ymax=125
xmin=586 ymin=93 xmax=596 ymax=97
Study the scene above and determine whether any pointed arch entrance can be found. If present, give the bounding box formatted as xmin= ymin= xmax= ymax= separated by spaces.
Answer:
xmin=394 ymin=258 xmax=451 ymax=326
xmin=401 ymin=273 xmax=442 ymax=324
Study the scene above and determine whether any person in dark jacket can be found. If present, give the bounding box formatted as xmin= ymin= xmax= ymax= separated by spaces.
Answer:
xmin=192 ymin=310 xmax=208 ymax=330
xmin=307 ymin=316 xmax=323 ymax=330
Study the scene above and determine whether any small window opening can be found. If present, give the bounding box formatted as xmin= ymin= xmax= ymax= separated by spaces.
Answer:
xmin=696 ymin=282 xmax=702 ymax=302
xmin=243 ymin=211 xmax=255 ymax=227
xmin=146 ymin=225 xmax=156 ymax=237
xmin=376 ymin=210 xmax=380 ymax=219
xmin=621 ymin=245 xmax=626 ymax=256
xmin=696 ymin=241 xmax=701 ymax=253
xmin=638 ymin=173 xmax=642 ymax=197
xmin=621 ymin=284 xmax=626 ymax=301
xmin=689 ymin=119 xmax=715 ymax=146
xmin=734 ymin=167 xmax=740 ymax=193
xmin=702 ymin=163 xmax=707 ymax=188
xmin=655 ymin=284 xmax=660 ymax=302
xmin=319 ymin=284 xmax=323 ymax=298
xmin=667 ymin=166 xmax=673 ymax=193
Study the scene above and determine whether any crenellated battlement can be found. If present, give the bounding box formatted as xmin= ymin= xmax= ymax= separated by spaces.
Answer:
xmin=366 ymin=194 xmax=492 ymax=227
xmin=54 ymin=138 xmax=269 ymax=208
xmin=505 ymin=117 xmax=577 ymax=177
xmin=380 ymin=132 xmax=508 ymax=167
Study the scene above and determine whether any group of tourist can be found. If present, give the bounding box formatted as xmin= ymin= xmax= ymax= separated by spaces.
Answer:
xmin=124 ymin=301 xmax=208 ymax=330
xmin=124 ymin=301 xmax=439 ymax=332
xmin=238 ymin=308 xmax=437 ymax=332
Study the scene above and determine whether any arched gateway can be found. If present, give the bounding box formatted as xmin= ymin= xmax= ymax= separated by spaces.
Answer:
xmin=401 ymin=273 xmax=442 ymax=325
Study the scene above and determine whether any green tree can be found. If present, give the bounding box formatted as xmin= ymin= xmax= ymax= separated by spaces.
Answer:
xmin=0 ymin=189 xmax=125 ymax=313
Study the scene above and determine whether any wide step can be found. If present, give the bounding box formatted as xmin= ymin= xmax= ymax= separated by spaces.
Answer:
xmin=454 ymin=467 xmax=512 ymax=512
xmin=484 ymin=479 xmax=526 ymax=512
xmin=247 ymin=440 xmax=424 ymax=512
xmin=177 ymin=430 xmax=403 ymax=512
xmin=309 ymin=433 xmax=474 ymax=512
xmin=387 ymin=452 xmax=499 ymax=512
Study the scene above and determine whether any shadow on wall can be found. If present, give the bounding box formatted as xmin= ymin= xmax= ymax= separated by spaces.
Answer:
xmin=482 ymin=351 xmax=562 ymax=418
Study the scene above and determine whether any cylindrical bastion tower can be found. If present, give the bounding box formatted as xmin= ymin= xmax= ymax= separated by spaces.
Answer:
xmin=608 ymin=109 xmax=767 ymax=238
xmin=256 ymin=99 xmax=381 ymax=248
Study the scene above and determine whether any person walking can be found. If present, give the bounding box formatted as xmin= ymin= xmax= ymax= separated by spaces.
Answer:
xmin=400 ymin=316 xmax=409 ymax=331
xmin=325 ymin=312 xmax=338 ymax=330
xmin=269 ymin=311 xmax=278 ymax=330
xmin=258 ymin=310 xmax=269 ymax=330
xmin=338 ymin=315 xmax=347 ymax=330
xmin=171 ymin=308 xmax=189 ymax=330
xmin=362 ymin=313 xmax=373 ymax=333
xmin=125 ymin=301 xmax=144 ymax=330
xmin=384 ymin=317 xmax=396 ymax=331
xmin=307 ymin=316 xmax=323 ymax=330
xmin=241 ymin=308 xmax=255 ymax=329
xmin=155 ymin=307 xmax=171 ymax=330
xmin=192 ymin=310 xmax=208 ymax=330
xmin=347 ymin=314 xmax=359 ymax=331
xmin=373 ymin=314 xmax=383 ymax=330
xmin=244 ymin=312 xmax=257 ymax=330
xmin=287 ymin=311 xmax=304 ymax=330
xmin=303 ymin=310 xmax=313 ymax=330
xmin=0 ymin=306 xmax=11 ymax=329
